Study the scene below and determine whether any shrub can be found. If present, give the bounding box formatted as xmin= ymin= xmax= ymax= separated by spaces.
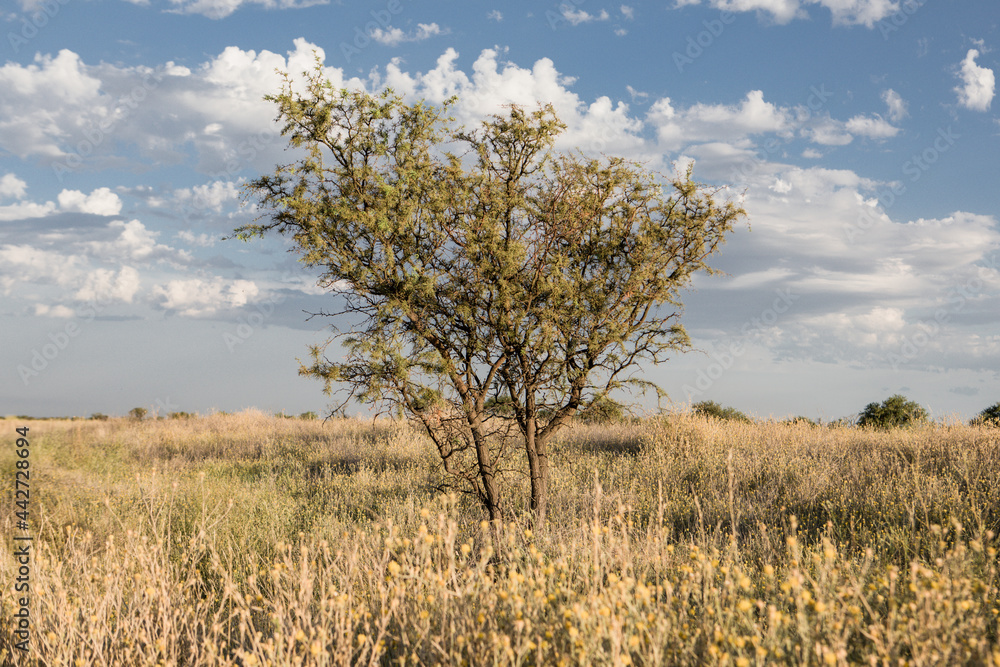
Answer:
xmin=970 ymin=402 xmax=1000 ymax=427
xmin=857 ymin=394 xmax=928 ymax=429
xmin=299 ymin=411 xmax=319 ymax=420
xmin=128 ymin=407 xmax=147 ymax=421
xmin=783 ymin=415 xmax=818 ymax=426
xmin=169 ymin=412 xmax=195 ymax=420
xmin=90 ymin=413 xmax=109 ymax=421
xmin=577 ymin=396 xmax=626 ymax=424
xmin=692 ymin=400 xmax=752 ymax=422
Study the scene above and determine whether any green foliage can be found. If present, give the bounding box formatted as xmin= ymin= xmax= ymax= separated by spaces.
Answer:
xmin=783 ymin=415 xmax=818 ymax=426
xmin=169 ymin=412 xmax=195 ymax=420
xmin=971 ymin=402 xmax=1000 ymax=427
xmin=576 ymin=395 xmax=627 ymax=424
xmin=237 ymin=66 xmax=745 ymax=523
xmin=857 ymin=394 xmax=928 ymax=429
xmin=299 ymin=411 xmax=319 ymax=420
xmin=692 ymin=400 xmax=752 ymax=422
xmin=128 ymin=407 xmax=147 ymax=421
xmin=90 ymin=413 xmax=109 ymax=421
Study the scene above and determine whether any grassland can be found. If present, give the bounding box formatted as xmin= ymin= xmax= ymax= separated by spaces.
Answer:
xmin=1 ymin=411 xmax=999 ymax=665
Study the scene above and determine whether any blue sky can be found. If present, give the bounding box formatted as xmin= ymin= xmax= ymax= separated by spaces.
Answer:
xmin=1 ymin=0 xmax=998 ymax=421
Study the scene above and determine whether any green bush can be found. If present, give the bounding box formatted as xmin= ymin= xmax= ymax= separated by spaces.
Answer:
xmin=970 ymin=402 xmax=1000 ymax=427
xmin=299 ymin=411 xmax=319 ymax=420
xmin=577 ymin=396 xmax=626 ymax=424
xmin=692 ymin=400 xmax=752 ymax=422
xmin=128 ymin=407 xmax=147 ymax=421
xmin=857 ymin=394 xmax=927 ymax=429
xmin=90 ymin=413 xmax=110 ymax=421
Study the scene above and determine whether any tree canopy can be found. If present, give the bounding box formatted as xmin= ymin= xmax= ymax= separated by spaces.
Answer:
xmin=237 ymin=66 xmax=746 ymax=524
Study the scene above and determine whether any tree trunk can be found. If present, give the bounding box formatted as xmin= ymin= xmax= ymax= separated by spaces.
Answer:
xmin=472 ymin=428 xmax=503 ymax=523
xmin=525 ymin=423 xmax=550 ymax=527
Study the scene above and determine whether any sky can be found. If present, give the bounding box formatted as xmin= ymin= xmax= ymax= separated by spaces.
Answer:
xmin=1 ymin=0 xmax=998 ymax=421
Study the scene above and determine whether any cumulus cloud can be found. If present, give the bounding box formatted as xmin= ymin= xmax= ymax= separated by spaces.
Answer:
xmin=82 ymin=219 xmax=185 ymax=264
xmin=152 ymin=276 xmax=260 ymax=316
xmin=620 ymin=4 xmax=635 ymax=19
xmin=955 ymin=49 xmax=995 ymax=111
xmin=844 ymin=114 xmax=899 ymax=140
xmin=57 ymin=187 xmax=123 ymax=215
xmin=487 ymin=9 xmax=502 ymax=21
xmin=560 ymin=5 xmax=610 ymax=25
xmin=674 ymin=0 xmax=898 ymax=26
xmin=166 ymin=0 xmax=328 ymax=19
xmin=881 ymin=88 xmax=907 ymax=122
xmin=371 ymin=23 xmax=446 ymax=46
xmin=75 ymin=266 xmax=142 ymax=304
xmin=0 ymin=173 xmax=27 ymax=200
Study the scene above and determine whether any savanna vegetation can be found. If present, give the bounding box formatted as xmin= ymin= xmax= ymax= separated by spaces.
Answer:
xmin=2 ymin=411 xmax=999 ymax=665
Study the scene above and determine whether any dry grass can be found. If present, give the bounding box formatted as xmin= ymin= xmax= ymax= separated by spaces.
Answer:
xmin=1 ymin=412 xmax=999 ymax=665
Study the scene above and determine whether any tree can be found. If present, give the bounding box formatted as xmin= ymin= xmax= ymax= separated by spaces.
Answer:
xmin=128 ymin=407 xmax=147 ymax=421
xmin=970 ymin=402 xmax=1000 ymax=427
xmin=692 ymin=400 xmax=752 ymax=422
xmin=857 ymin=394 xmax=928 ymax=429
xmin=237 ymin=67 xmax=745 ymax=525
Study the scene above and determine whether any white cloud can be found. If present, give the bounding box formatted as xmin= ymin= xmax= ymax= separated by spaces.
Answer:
xmin=57 ymin=187 xmax=123 ymax=215
xmin=166 ymin=0 xmax=328 ymax=19
xmin=34 ymin=304 xmax=77 ymax=318
xmin=881 ymin=88 xmax=907 ymax=122
xmin=844 ymin=114 xmax=899 ymax=140
xmin=177 ymin=230 xmax=218 ymax=247
xmin=173 ymin=180 xmax=241 ymax=214
xmin=809 ymin=0 xmax=899 ymax=27
xmin=0 ymin=173 xmax=27 ymax=200
xmin=0 ymin=200 xmax=57 ymax=221
xmin=648 ymin=90 xmax=794 ymax=150
xmin=560 ymin=5 xmax=610 ymax=25
xmin=75 ymin=266 xmax=141 ymax=304
xmin=955 ymin=49 xmax=995 ymax=112
xmin=675 ymin=0 xmax=898 ymax=26
xmin=0 ymin=245 xmax=83 ymax=293
xmin=371 ymin=23 xmax=445 ymax=46
xmin=487 ymin=9 xmax=502 ymax=21
xmin=153 ymin=277 xmax=260 ymax=316
xmin=620 ymin=4 xmax=635 ymax=19
xmin=83 ymin=219 xmax=185 ymax=264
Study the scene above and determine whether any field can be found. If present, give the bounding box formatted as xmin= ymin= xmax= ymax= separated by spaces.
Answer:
xmin=1 ymin=412 xmax=999 ymax=665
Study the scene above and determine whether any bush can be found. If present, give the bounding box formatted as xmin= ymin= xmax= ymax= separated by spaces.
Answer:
xmin=970 ymin=402 xmax=1000 ymax=427
xmin=783 ymin=415 xmax=818 ymax=426
xmin=169 ymin=412 xmax=195 ymax=420
xmin=577 ymin=396 xmax=626 ymax=424
xmin=299 ymin=411 xmax=319 ymax=420
xmin=90 ymin=413 xmax=109 ymax=421
xmin=128 ymin=407 xmax=147 ymax=421
xmin=857 ymin=394 xmax=928 ymax=429
xmin=692 ymin=400 xmax=752 ymax=422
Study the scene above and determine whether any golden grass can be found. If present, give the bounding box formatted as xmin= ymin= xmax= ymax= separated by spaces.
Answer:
xmin=1 ymin=412 xmax=999 ymax=665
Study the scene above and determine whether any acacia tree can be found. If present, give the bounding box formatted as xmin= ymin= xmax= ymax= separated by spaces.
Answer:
xmin=236 ymin=66 xmax=745 ymax=525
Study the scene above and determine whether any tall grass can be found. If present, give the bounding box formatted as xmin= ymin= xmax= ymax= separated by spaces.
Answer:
xmin=1 ymin=412 xmax=999 ymax=665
